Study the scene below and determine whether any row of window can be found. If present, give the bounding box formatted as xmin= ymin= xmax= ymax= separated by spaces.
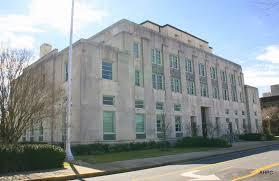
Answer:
xmin=103 ymin=111 xmax=183 ymax=140
xmin=103 ymin=96 xmax=182 ymax=111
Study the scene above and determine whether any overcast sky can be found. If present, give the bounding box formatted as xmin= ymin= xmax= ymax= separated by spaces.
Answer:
xmin=1 ymin=0 xmax=279 ymax=97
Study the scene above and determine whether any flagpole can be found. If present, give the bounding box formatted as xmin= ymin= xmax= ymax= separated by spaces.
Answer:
xmin=66 ymin=0 xmax=75 ymax=161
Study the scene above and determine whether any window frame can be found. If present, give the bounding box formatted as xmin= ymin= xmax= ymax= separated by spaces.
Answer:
xmin=135 ymin=114 xmax=145 ymax=134
xmin=102 ymin=61 xmax=113 ymax=80
xmin=135 ymin=100 xmax=144 ymax=109
xmin=103 ymin=95 xmax=115 ymax=105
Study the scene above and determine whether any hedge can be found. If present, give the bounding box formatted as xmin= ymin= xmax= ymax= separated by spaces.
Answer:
xmin=175 ymin=137 xmax=231 ymax=148
xmin=71 ymin=141 xmax=170 ymax=155
xmin=238 ymin=133 xmax=275 ymax=141
xmin=0 ymin=144 xmax=65 ymax=174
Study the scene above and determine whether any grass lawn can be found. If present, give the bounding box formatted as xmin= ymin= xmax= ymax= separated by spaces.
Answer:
xmin=75 ymin=147 xmax=217 ymax=164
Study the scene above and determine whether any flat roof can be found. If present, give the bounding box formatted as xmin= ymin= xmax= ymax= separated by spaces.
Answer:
xmin=140 ymin=20 xmax=209 ymax=44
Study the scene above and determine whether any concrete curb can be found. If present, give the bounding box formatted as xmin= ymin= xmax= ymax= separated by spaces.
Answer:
xmin=26 ymin=141 xmax=279 ymax=181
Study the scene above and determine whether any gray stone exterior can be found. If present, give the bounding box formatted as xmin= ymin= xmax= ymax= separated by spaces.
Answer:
xmin=21 ymin=19 xmax=262 ymax=144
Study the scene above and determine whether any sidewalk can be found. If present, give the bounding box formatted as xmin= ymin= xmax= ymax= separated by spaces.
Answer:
xmin=0 ymin=141 xmax=278 ymax=181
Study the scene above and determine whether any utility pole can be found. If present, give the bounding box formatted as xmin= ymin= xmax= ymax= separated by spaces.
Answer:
xmin=66 ymin=0 xmax=75 ymax=161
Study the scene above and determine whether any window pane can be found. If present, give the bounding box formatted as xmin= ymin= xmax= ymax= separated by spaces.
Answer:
xmin=133 ymin=42 xmax=139 ymax=58
xmin=135 ymin=100 xmax=144 ymax=108
xmin=175 ymin=116 xmax=182 ymax=132
xmin=135 ymin=70 xmax=140 ymax=86
xmin=156 ymin=115 xmax=162 ymax=132
xmin=156 ymin=50 xmax=161 ymax=64
xmin=156 ymin=102 xmax=164 ymax=110
xmin=103 ymin=96 xmax=114 ymax=105
xmin=103 ymin=111 xmax=114 ymax=133
xmin=136 ymin=114 xmax=145 ymax=133
xmin=102 ymin=62 xmax=112 ymax=80
xmin=65 ymin=62 xmax=68 ymax=81
xmin=174 ymin=104 xmax=181 ymax=111
xmin=152 ymin=74 xmax=156 ymax=89
xmin=157 ymin=74 xmax=164 ymax=90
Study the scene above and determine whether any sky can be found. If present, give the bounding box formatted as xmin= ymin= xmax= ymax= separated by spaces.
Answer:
xmin=0 ymin=0 xmax=279 ymax=97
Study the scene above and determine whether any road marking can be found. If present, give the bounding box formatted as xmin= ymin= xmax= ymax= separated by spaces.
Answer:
xmin=181 ymin=170 xmax=220 ymax=180
xmin=232 ymin=162 xmax=279 ymax=181
xmin=132 ymin=159 xmax=234 ymax=181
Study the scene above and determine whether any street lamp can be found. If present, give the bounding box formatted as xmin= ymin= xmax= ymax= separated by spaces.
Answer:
xmin=66 ymin=0 xmax=75 ymax=161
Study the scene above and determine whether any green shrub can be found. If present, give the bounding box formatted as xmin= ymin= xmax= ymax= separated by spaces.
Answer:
xmin=71 ymin=141 xmax=171 ymax=156
xmin=239 ymin=133 xmax=275 ymax=141
xmin=0 ymin=144 xmax=65 ymax=174
xmin=175 ymin=137 xmax=231 ymax=148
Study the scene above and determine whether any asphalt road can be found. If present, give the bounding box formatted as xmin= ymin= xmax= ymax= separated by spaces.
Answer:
xmin=79 ymin=144 xmax=279 ymax=181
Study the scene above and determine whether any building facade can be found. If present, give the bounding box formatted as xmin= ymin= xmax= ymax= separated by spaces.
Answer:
xmin=21 ymin=19 xmax=262 ymax=144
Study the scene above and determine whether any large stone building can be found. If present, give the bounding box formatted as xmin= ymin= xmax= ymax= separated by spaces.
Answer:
xmin=22 ymin=19 xmax=262 ymax=144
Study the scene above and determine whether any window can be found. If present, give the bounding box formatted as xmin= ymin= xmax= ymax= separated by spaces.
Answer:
xmin=103 ymin=96 xmax=114 ymax=105
xmin=30 ymin=124 xmax=34 ymax=142
xmin=213 ymin=87 xmax=219 ymax=99
xmin=199 ymin=63 xmax=206 ymax=77
xmin=230 ymin=74 xmax=236 ymax=85
xmin=133 ymin=42 xmax=140 ymax=58
xmin=174 ymin=104 xmax=181 ymax=111
xmin=156 ymin=102 xmax=164 ymax=110
xmin=152 ymin=73 xmax=164 ymax=90
xmin=156 ymin=114 xmax=163 ymax=133
xmin=22 ymin=130 xmax=27 ymax=142
xmin=135 ymin=70 xmax=140 ymax=86
xmin=102 ymin=61 xmax=112 ymax=80
xmin=235 ymin=110 xmax=238 ymax=115
xmin=185 ymin=59 xmax=193 ymax=73
xmin=39 ymin=122 xmax=43 ymax=142
xmin=254 ymin=111 xmax=257 ymax=116
xmin=221 ymin=71 xmax=227 ymax=83
xmin=223 ymin=88 xmax=229 ymax=100
xmin=171 ymin=77 xmax=181 ymax=93
xmin=232 ymin=88 xmax=238 ymax=102
xmin=242 ymin=111 xmax=245 ymax=115
xmin=210 ymin=67 xmax=217 ymax=80
xmin=135 ymin=100 xmax=144 ymax=108
xmin=175 ymin=116 xmax=182 ymax=132
xmin=187 ymin=81 xmax=196 ymax=95
xmin=152 ymin=49 xmax=161 ymax=65
xmin=225 ymin=109 xmax=229 ymax=114
xmin=170 ymin=54 xmax=179 ymax=69
xmin=135 ymin=114 xmax=145 ymax=133
xmin=103 ymin=111 xmax=115 ymax=140
xmin=65 ymin=62 xmax=68 ymax=81
xmin=200 ymin=83 xmax=208 ymax=97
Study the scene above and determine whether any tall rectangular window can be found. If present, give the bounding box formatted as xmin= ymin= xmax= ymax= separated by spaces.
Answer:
xmin=175 ymin=116 xmax=182 ymax=132
xmin=156 ymin=114 xmax=163 ymax=132
xmin=135 ymin=70 xmax=140 ymax=86
xmin=135 ymin=100 xmax=144 ymax=108
xmin=156 ymin=102 xmax=164 ymax=110
xmin=210 ymin=67 xmax=217 ymax=80
xmin=103 ymin=96 xmax=114 ymax=105
xmin=152 ymin=49 xmax=161 ymax=65
xmin=39 ymin=122 xmax=43 ymax=142
xmin=200 ymin=83 xmax=208 ymax=97
xmin=213 ymin=87 xmax=219 ymax=99
xmin=65 ymin=62 xmax=68 ymax=81
xmin=170 ymin=54 xmax=179 ymax=69
xmin=102 ymin=61 xmax=112 ymax=80
xmin=223 ymin=88 xmax=229 ymax=100
xmin=221 ymin=70 xmax=227 ymax=83
xmin=133 ymin=42 xmax=140 ymax=58
xmin=187 ymin=81 xmax=196 ymax=95
xmin=103 ymin=111 xmax=115 ymax=140
xmin=171 ymin=77 xmax=181 ymax=93
xmin=199 ymin=63 xmax=206 ymax=77
xmin=185 ymin=59 xmax=193 ymax=73
xmin=152 ymin=73 xmax=164 ymax=90
xmin=135 ymin=114 xmax=145 ymax=133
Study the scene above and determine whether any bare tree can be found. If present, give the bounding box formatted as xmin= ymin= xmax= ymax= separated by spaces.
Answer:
xmin=206 ymin=120 xmax=219 ymax=139
xmin=0 ymin=47 xmax=63 ymax=144
xmin=157 ymin=113 xmax=171 ymax=149
xmin=262 ymin=106 xmax=279 ymax=135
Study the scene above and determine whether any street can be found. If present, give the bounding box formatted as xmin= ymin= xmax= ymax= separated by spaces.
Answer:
xmin=81 ymin=144 xmax=279 ymax=181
